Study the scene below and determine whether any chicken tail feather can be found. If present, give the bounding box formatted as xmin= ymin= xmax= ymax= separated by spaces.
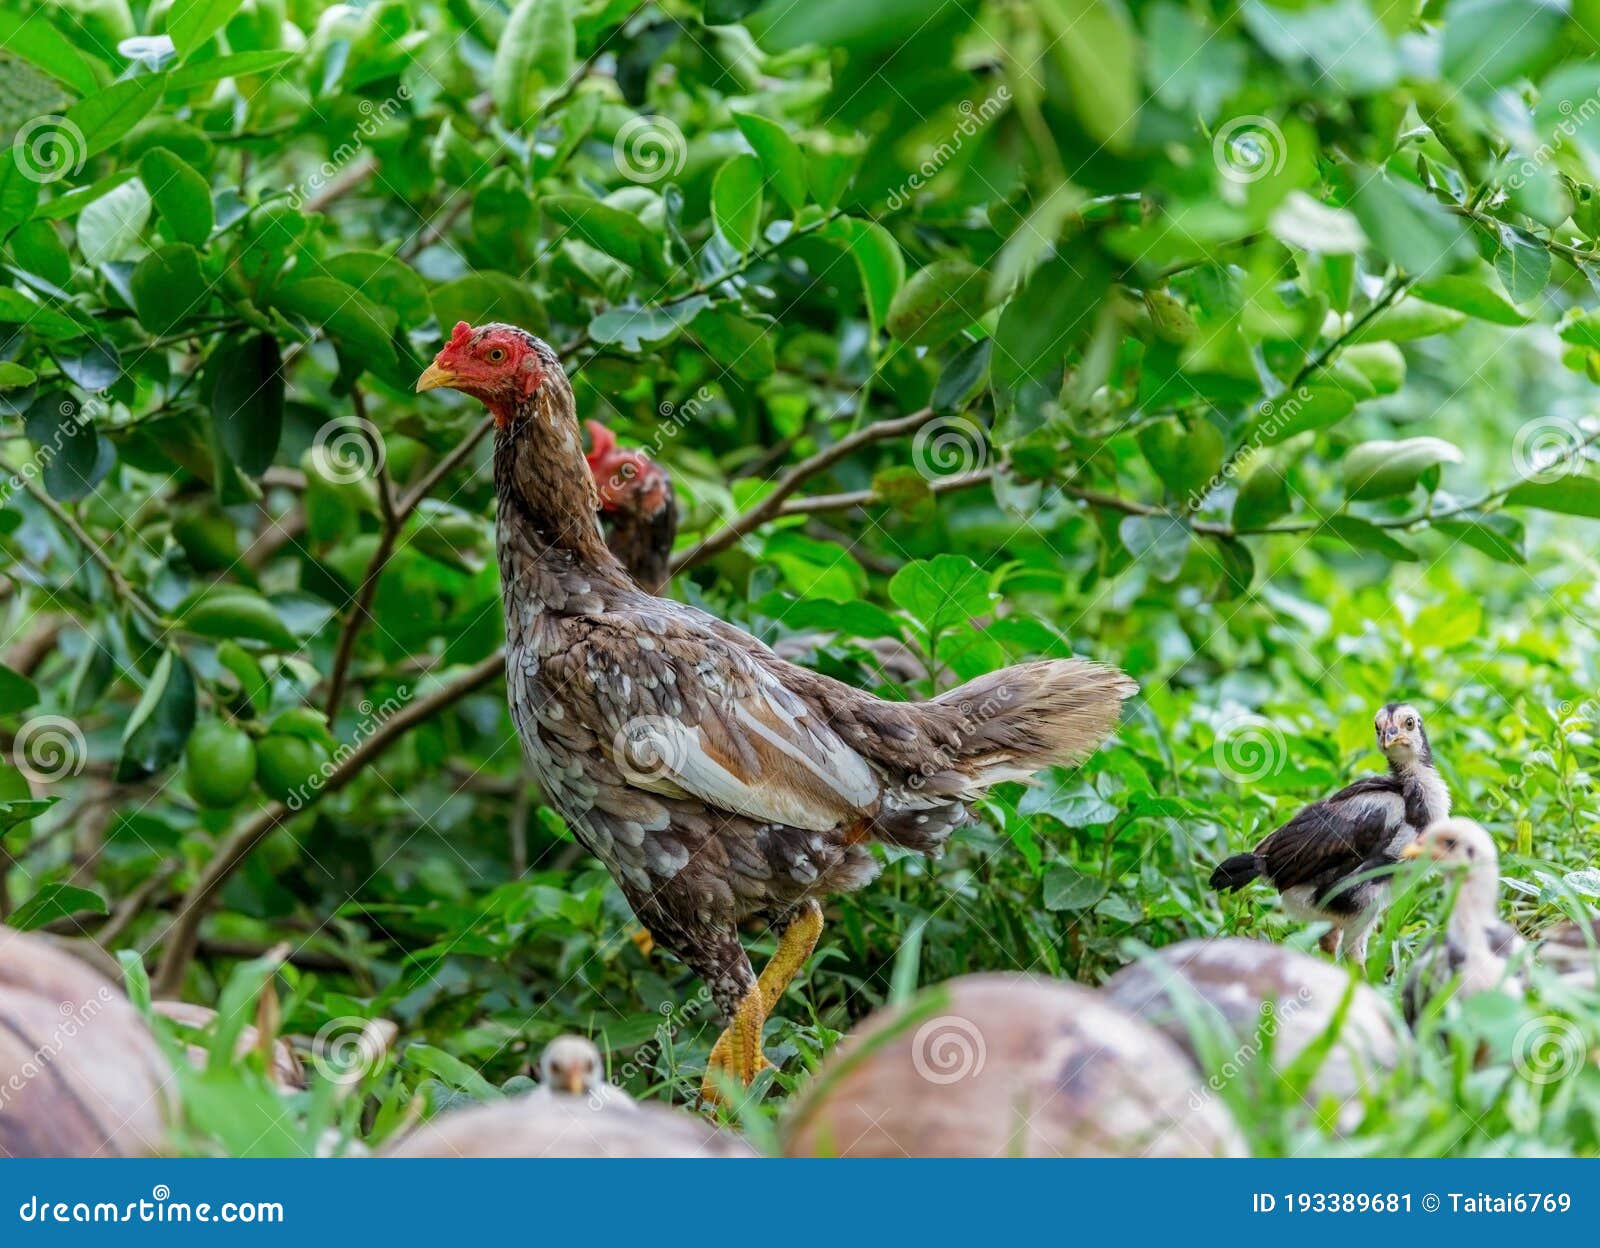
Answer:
xmin=929 ymin=659 xmax=1136 ymax=792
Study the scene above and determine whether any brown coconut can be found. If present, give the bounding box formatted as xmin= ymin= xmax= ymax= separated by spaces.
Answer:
xmin=1103 ymin=937 xmax=1400 ymax=1129
xmin=783 ymin=972 xmax=1245 ymax=1157
xmin=0 ymin=926 xmax=174 ymax=1156
xmin=152 ymin=1000 xmax=307 ymax=1092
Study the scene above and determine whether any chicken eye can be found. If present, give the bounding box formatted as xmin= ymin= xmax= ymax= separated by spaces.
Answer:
xmin=486 ymin=347 xmax=507 ymax=363
xmin=1407 ymin=716 xmax=1418 ymax=729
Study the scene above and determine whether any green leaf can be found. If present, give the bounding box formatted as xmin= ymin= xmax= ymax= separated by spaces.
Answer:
xmin=1232 ymin=463 xmax=1292 ymax=531
xmin=117 ymin=650 xmax=198 ymax=782
xmin=887 ymin=259 xmax=994 ymax=348
xmin=138 ymin=147 xmax=213 ymax=245
xmin=130 ymin=243 xmax=208 ymax=335
xmin=1348 ymin=299 xmax=1466 ymax=343
xmin=165 ymin=50 xmax=296 ymax=92
xmin=711 ymin=153 xmax=765 ymax=254
xmin=270 ymin=277 xmax=397 ymax=368
xmin=1237 ymin=385 xmax=1354 ymax=449
xmin=1495 ymin=231 xmax=1551 ymax=304
xmin=324 ymin=252 xmax=432 ymax=330
xmin=77 ymin=178 xmax=152 ymax=266
xmin=1040 ymin=0 xmax=1140 ymax=151
xmin=1411 ymin=275 xmax=1529 ymax=325
xmin=1504 ymin=476 xmax=1600 ymax=519
xmin=10 ymin=883 xmax=108 ymax=931
xmin=1138 ymin=417 xmax=1224 ymax=500
xmin=431 ymin=274 xmax=550 ymax=338
xmin=167 ymin=0 xmax=248 ymax=60
xmin=492 ymin=0 xmax=577 ymax=130
xmin=1433 ymin=510 xmax=1525 ymax=564
xmin=1269 ymin=191 xmax=1367 ymax=254
xmin=1441 ymin=0 xmax=1565 ymax=90
xmin=733 ymin=112 xmax=808 ymax=211
xmin=822 ymin=216 xmax=904 ymax=333
xmin=210 ymin=335 xmax=284 ymax=477
xmin=587 ymin=297 xmax=709 ymax=352
xmin=932 ymin=338 xmax=992 ymax=412
xmin=1348 ymin=170 xmax=1473 ymax=278
xmin=0 ymin=10 xmax=106 ymax=96
xmin=1042 ymin=863 xmax=1103 ymax=911
xmin=0 ymin=288 xmax=87 ymax=341
xmin=407 ymin=1043 xmax=504 ymax=1100
xmin=207 ymin=948 xmax=283 ymax=1071
xmin=179 ymin=587 xmax=299 ymax=648
xmin=542 ymin=194 xmax=666 ymax=279
xmin=24 ymin=391 xmax=108 ymax=502
xmin=66 ymin=76 xmax=165 ymax=161
xmin=0 ymin=362 xmax=38 ymax=389
xmin=0 ymin=150 xmax=41 ymax=235
xmin=992 ymin=253 xmax=1110 ymax=387
xmin=889 ymin=555 xmax=994 ymax=632
xmin=1343 ymin=437 xmax=1463 ymax=499
xmin=0 ymin=664 xmax=39 ymax=714
xmin=1118 ymin=514 xmax=1190 ymax=581
xmin=1316 ymin=516 xmax=1418 ymax=561
xmin=689 ymin=305 xmax=774 ymax=380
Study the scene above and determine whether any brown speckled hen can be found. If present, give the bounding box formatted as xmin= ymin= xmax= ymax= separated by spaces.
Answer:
xmin=417 ymin=323 xmax=1136 ymax=1101
xmin=585 ymin=420 xmax=677 ymax=594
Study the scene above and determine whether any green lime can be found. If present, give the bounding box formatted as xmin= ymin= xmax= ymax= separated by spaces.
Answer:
xmin=184 ymin=721 xmax=257 ymax=809
xmin=255 ymin=733 xmax=332 ymax=804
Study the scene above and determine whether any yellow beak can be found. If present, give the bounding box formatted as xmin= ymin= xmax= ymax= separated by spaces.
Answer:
xmin=1400 ymin=841 xmax=1424 ymax=860
xmin=415 ymin=362 xmax=456 ymax=393
xmin=561 ymin=1071 xmax=586 ymax=1095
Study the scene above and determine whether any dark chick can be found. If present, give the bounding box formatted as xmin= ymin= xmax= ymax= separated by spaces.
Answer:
xmin=417 ymin=322 xmax=1137 ymax=1103
xmin=585 ymin=420 xmax=677 ymax=594
xmin=1209 ymin=702 xmax=1450 ymax=963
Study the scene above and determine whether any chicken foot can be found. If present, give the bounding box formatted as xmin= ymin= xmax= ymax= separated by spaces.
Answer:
xmin=700 ymin=901 xmax=823 ymax=1105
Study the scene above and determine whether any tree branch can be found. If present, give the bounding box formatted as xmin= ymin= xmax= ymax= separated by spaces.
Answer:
xmin=671 ymin=406 xmax=941 ymax=572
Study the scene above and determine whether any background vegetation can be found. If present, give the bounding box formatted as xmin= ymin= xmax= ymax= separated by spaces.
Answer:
xmin=5 ymin=0 xmax=1600 ymax=1155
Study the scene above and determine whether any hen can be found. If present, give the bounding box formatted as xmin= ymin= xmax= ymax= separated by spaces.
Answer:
xmin=417 ymin=322 xmax=1136 ymax=1100
xmin=584 ymin=420 xmax=677 ymax=593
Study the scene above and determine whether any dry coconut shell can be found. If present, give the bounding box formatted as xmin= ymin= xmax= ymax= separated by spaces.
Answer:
xmin=152 ymin=1000 xmax=307 ymax=1092
xmin=384 ymin=1096 xmax=756 ymax=1158
xmin=783 ymin=973 xmax=1244 ymax=1157
xmin=1103 ymin=937 xmax=1400 ymax=1130
xmin=0 ymin=925 xmax=174 ymax=1157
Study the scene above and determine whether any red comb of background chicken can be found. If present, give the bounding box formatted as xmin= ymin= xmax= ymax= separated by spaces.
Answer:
xmin=585 ymin=421 xmax=662 ymax=513
xmin=449 ymin=320 xmax=474 ymax=347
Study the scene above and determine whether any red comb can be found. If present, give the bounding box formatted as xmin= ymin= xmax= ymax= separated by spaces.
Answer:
xmin=449 ymin=321 xmax=473 ymax=347
xmin=585 ymin=420 xmax=617 ymax=466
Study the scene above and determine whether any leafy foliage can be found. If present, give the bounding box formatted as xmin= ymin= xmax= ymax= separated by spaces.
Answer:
xmin=5 ymin=0 xmax=1600 ymax=1154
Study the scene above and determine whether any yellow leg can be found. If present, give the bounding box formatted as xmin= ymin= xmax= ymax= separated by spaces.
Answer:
xmin=700 ymin=905 xmax=824 ymax=1105
xmin=755 ymin=903 xmax=823 ymax=1012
